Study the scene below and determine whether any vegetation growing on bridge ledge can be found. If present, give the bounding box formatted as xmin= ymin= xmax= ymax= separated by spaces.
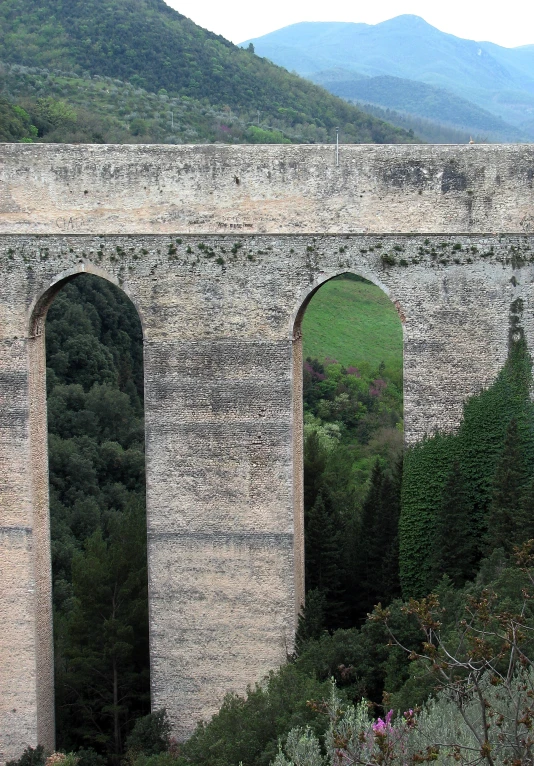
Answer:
xmin=400 ymin=297 xmax=534 ymax=597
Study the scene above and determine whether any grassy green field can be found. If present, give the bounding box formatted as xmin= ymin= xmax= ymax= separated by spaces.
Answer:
xmin=302 ymin=276 xmax=403 ymax=370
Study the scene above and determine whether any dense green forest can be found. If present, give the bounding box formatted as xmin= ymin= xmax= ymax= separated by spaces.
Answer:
xmin=0 ymin=63 xmax=344 ymax=145
xmin=0 ymin=64 xmax=277 ymax=145
xmin=0 ymin=0 xmax=417 ymax=145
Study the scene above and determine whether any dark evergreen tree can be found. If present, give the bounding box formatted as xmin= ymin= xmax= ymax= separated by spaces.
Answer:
xmin=305 ymin=493 xmax=344 ymax=629
xmin=303 ymin=431 xmax=327 ymax=511
xmin=357 ymin=461 xmax=385 ymax=612
xmin=432 ymin=461 xmax=477 ymax=586
xmin=486 ymin=418 xmax=528 ymax=554
xmin=377 ymin=460 xmax=402 ymax=603
xmin=350 ymin=460 xmax=402 ymax=622
xmin=294 ymin=589 xmax=327 ymax=652
xmin=57 ymin=504 xmax=150 ymax=757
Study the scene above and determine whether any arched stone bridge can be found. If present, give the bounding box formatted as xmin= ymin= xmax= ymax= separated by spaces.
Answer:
xmin=2 ymin=143 xmax=534 ymax=761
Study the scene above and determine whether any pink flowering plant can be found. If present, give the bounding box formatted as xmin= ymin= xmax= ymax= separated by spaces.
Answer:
xmin=325 ymin=688 xmax=416 ymax=766
xmin=274 ymin=681 xmax=417 ymax=766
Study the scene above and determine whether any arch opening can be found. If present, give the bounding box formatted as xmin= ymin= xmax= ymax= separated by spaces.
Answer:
xmin=293 ymin=272 xmax=404 ymax=639
xmin=28 ymin=272 xmax=150 ymax=759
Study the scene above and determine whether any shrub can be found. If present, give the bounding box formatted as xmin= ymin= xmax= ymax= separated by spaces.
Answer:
xmin=125 ymin=710 xmax=171 ymax=757
xmin=7 ymin=747 xmax=46 ymax=766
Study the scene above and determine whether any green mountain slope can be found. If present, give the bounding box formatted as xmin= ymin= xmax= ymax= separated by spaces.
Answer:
xmin=242 ymin=15 xmax=534 ymax=133
xmin=0 ymin=62 xmax=299 ymax=144
xmin=311 ymin=72 xmax=524 ymax=141
xmin=0 ymin=0 xmax=416 ymax=145
xmin=353 ymin=103 xmax=484 ymax=145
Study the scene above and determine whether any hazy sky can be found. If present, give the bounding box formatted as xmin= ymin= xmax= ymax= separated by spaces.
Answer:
xmin=164 ymin=0 xmax=534 ymax=49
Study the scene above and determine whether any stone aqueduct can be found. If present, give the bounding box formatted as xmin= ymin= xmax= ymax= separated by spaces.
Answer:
xmin=2 ymin=143 xmax=534 ymax=761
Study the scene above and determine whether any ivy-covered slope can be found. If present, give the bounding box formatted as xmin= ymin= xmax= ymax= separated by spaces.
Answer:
xmin=0 ymin=0 xmax=415 ymax=144
xmin=400 ymin=299 xmax=534 ymax=598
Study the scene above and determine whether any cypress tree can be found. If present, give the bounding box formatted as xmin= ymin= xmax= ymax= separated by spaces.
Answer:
xmin=432 ymin=461 xmax=477 ymax=586
xmin=400 ymin=431 xmax=456 ymax=597
xmin=378 ymin=459 xmax=402 ymax=602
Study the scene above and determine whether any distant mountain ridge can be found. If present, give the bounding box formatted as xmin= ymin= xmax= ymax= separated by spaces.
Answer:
xmin=0 ymin=0 xmax=416 ymax=145
xmin=242 ymin=15 xmax=534 ymax=139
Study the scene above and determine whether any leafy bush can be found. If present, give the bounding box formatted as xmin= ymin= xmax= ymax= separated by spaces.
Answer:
xmin=6 ymin=746 xmax=46 ymax=766
xmin=180 ymin=665 xmax=330 ymax=766
xmin=125 ymin=710 xmax=170 ymax=757
xmin=0 ymin=95 xmax=37 ymax=140
xmin=245 ymin=126 xmax=291 ymax=143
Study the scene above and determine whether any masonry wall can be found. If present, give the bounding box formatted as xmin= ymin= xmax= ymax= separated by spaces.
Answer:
xmin=2 ymin=144 xmax=534 ymax=762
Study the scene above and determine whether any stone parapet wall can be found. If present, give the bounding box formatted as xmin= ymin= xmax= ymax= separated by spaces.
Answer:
xmin=2 ymin=144 xmax=534 ymax=235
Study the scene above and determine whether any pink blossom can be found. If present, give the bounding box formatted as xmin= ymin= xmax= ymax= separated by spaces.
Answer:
xmin=370 ymin=378 xmax=387 ymax=397
xmin=372 ymin=710 xmax=394 ymax=734
xmin=304 ymin=361 xmax=325 ymax=380
xmin=372 ymin=718 xmax=386 ymax=734
xmin=346 ymin=366 xmax=360 ymax=377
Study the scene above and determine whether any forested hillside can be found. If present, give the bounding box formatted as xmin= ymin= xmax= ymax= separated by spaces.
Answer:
xmin=310 ymin=72 xmax=523 ymax=141
xmin=0 ymin=64 xmax=291 ymax=144
xmin=0 ymin=0 xmax=416 ymax=145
